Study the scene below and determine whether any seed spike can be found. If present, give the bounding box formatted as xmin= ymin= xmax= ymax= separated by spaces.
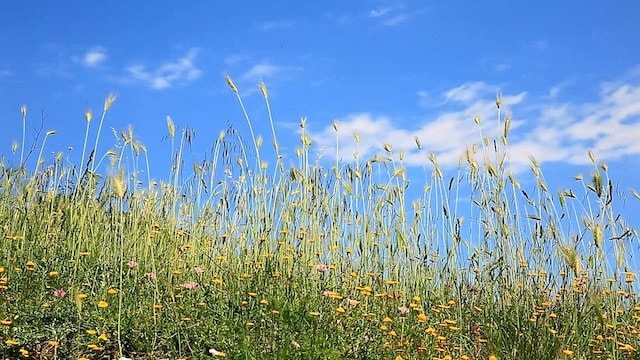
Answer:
xmin=104 ymin=93 xmax=117 ymax=112
xmin=225 ymin=74 xmax=239 ymax=94
xmin=258 ymin=80 xmax=268 ymax=99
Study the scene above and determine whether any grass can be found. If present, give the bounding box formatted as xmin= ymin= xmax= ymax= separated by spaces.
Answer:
xmin=0 ymin=78 xmax=639 ymax=359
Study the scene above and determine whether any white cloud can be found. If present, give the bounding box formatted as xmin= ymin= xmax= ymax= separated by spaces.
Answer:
xmin=82 ymin=47 xmax=107 ymax=67
xmin=311 ymin=86 xmax=525 ymax=169
xmin=444 ymin=82 xmax=494 ymax=103
xmin=309 ymin=71 xmax=640 ymax=174
xmin=124 ymin=49 xmax=201 ymax=90
xmin=417 ymin=90 xmax=438 ymax=107
xmin=548 ymin=80 xmax=573 ymax=98
xmin=369 ymin=7 xmax=392 ymax=18
xmin=240 ymin=63 xmax=281 ymax=81
xmin=368 ymin=5 xmax=409 ymax=26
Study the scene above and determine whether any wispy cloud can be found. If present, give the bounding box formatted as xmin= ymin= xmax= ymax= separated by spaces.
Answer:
xmin=240 ymin=62 xmax=282 ymax=81
xmin=325 ymin=12 xmax=353 ymax=25
xmin=525 ymin=39 xmax=549 ymax=52
xmin=259 ymin=20 xmax=296 ymax=31
xmin=494 ymin=63 xmax=511 ymax=73
xmin=548 ymin=80 xmax=573 ymax=97
xmin=444 ymin=82 xmax=495 ymax=103
xmin=368 ymin=5 xmax=409 ymax=26
xmin=310 ymin=69 xmax=640 ymax=173
xmin=369 ymin=7 xmax=392 ymax=18
xmin=123 ymin=49 xmax=202 ymax=90
xmin=81 ymin=47 xmax=107 ymax=67
xmin=224 ymin=54 xmax=251 ymax=66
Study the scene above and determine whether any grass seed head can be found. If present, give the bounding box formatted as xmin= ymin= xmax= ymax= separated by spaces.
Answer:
xmin=224 ymin=74 xmax=238 ymax=94
xmin=104 ymin=93 xmax=116 ymax=111
xmin=259 ymin=80 xmax=268 ymax=99
xmin=167 ymin=116 xmax=175 ymax=138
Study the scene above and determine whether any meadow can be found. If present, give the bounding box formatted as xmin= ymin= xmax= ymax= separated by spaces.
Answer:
xmin=0 ymin=76 xmax=639 ymax=359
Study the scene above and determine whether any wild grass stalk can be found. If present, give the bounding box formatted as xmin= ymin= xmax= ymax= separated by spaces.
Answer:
xmin=79 ymin=110 xmax=93 ymax=181
xmin=89 ymin=93 xmax=116 ymax=173
xmin=19 ymin=105 xmax=27 ymax=169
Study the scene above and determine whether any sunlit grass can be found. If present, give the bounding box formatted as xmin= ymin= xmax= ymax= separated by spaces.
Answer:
xmin=0 ymin=81 xmax=638 ymax=359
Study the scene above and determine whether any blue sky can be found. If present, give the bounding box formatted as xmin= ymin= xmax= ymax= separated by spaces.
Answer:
xmin=1 ymin=1 xmax=639 ymax=226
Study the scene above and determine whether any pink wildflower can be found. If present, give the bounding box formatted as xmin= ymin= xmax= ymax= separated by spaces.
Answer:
xmin=144 ymin=272 xmax=157 ymax=280
xmin=127 ymin=260 xmax=138 ymax=269
xmin=315 ymin=263 xmax=329 ymax=272
xmin=347 ymin=298 xmax=360 ymax=306
xmin=398 ymin=306 xmax=410 ymax=315
xmin=194 ymin=266 xmax=204 ymax=275
xmin=181 ymin=281 xmax=199 ymax=290
xmin=53 ymin=289 xmax=66 ymax=299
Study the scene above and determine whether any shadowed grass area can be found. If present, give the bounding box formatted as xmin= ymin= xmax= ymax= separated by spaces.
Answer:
xmin=0 ymin=80 xmax=638 ymax=359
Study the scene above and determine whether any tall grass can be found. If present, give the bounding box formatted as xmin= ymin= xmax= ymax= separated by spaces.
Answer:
xmin=0 ymin=80 xmax=638 ymax=359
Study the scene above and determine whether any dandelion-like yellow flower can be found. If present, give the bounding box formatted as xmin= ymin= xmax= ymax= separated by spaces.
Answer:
xmin=98 ymin=301 xmax=109 ymax=308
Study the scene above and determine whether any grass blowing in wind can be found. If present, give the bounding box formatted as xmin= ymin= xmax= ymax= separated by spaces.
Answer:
xmin=0 ymin=77 xmax=638 ymax=359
